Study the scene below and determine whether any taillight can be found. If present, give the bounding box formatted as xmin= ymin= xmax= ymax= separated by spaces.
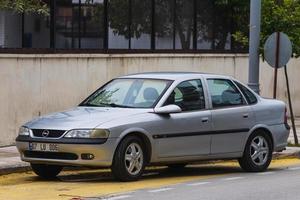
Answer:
xmin=284 ymin=106 xmax=288 ymax=124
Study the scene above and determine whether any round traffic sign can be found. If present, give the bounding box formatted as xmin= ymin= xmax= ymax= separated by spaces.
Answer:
xmin=264 ymin=32 xmax=292 ymax=68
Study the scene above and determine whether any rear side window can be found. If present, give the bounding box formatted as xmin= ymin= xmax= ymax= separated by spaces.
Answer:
xmin=234 ymin=81 xmax=258 ymax=104
xmin=207 ymin=79 xmax=245 ymax=108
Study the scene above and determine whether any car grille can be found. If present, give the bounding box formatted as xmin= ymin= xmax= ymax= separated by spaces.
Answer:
xmin=24 ymin=151 xmax=78 ymax=160
xmin=31 ymin=129 xmax=66 ymax=138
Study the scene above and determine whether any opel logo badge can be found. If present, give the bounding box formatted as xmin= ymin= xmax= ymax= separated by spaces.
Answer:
xmin=42 ymin=130 xmax=50 ymax=137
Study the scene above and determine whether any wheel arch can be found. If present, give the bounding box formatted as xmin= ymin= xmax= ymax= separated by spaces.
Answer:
xmin=114 ymin=128 xmax=153 ymax=164
xmin=247 ymin=125 xmax=274 ymax=151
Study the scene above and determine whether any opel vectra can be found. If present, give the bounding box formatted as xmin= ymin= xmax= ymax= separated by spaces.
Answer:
xmin=16 ymin=72 xmax=290 ymax=181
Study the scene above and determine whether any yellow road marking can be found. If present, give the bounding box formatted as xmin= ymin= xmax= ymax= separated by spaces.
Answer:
xmin=0 ymin=158 xmax=299 ymax=200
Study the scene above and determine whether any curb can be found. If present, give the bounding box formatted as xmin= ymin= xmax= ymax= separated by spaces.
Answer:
xmin=273 ymin=151 xmax=300 ymax=159
xmin=0 ymin=165 xmax=31 ymax=176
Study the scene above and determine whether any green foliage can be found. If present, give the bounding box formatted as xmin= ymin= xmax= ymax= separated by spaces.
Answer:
xmin=233 ymin=0 xmax=300 ymax=57
xmin=108 ymin=0 xmax=131 ymax=39
xmin=213 ymin=0 xmax=250 ymax=50
xmin=232 ymin=31 xmax=249 ymax=46
xmin=0 ymin=0 xmax=49 ymax=15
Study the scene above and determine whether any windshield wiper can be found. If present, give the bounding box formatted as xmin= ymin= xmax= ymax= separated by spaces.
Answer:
xmin=80 ymin=102 xmax=100 ymax=107
xmin=80 ymin=102 xmax=133 ymax=108
xmin=105 ymin=103 xmax=133 ymax=108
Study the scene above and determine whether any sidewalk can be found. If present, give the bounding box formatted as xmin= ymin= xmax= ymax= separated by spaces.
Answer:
xmin=0 ymin=146 xmax=30 ymax=175
xmin=287 ymin=118 xmax=300 ymax=144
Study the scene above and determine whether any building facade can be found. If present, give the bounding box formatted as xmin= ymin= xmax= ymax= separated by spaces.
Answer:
xmin=3 ymin=0 xmax=300 ymax=147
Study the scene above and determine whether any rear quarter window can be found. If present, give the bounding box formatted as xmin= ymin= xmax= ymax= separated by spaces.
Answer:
xmin=234 ymin=81 xmax=258 ymax=104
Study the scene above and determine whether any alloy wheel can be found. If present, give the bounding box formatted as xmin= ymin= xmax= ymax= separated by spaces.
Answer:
xmin=124 ymin=143 xmax=144 ymax=176
xmin=250 ymin=136 xmax=269 ymax=166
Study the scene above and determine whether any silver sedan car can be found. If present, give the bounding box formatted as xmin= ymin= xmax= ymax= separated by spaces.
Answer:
xmin=16 ymin=72 xmax=290 ymax=181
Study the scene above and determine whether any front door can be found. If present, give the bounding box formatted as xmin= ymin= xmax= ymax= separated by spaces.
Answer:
xmin=153 ymin=79 xmax=212 ymax=158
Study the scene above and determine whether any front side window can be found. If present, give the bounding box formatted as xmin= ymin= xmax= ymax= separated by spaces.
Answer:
xmin=164 ymin=79 xmax=205 ymax=111
xmin=81 ymin=78 xmax=171 ymax=108
xmin=207 ymin=79 xmax=245 ymax=108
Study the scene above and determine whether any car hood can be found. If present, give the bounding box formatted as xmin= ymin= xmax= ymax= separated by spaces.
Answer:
xmin=24 ymin=106 xmax=150 ymax=130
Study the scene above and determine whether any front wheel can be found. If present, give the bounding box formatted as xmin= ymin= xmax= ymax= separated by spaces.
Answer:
xmin=31 ymin=163 xmax=63 ymax=179
xmin=238 ymin=131 xmax=273 ymax=172
xmin=111 ymin=136 xmax=146 ymax=181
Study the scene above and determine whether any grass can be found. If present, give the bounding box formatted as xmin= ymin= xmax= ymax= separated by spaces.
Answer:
xmin=288 ymin=142 xmax=300 ymax=147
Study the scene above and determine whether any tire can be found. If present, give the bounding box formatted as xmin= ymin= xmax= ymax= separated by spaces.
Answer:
xmin=238 ymin=131 xmax=273 ymax=172
xmin=31 ymin=163 xmax=63 ymax=179
xmin=111 ymin=135 xmax=146 ymax=181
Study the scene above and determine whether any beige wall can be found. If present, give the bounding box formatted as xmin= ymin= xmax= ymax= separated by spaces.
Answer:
xmin=0 ymin=54 xmax=299 ymax=146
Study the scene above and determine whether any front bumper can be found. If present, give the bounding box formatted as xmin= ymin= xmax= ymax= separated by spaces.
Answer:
xmin=16 ymin=136 xmax=118 ymax=167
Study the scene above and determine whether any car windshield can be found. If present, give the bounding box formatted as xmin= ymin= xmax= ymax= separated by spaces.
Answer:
xmin=80 ymin=78 xmax=172 ymax=108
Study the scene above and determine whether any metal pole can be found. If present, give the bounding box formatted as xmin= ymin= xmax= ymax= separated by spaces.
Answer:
xmin=273 ymin=32 xmax=280 ymax=99
xmin=50 ymin=0 xmax=56 ymax=49
xmin=104 ymin=0 xmax=108 ymax=50
xmin=284 ymin=65 xmax=298 ymax=144
xmin=78 ymin=0 xmax=82 ymax=49
xmin=248 ymin=0 xmax=261 ymax=94
xmin=273 ymin=0 xmax=283 ymax=98
xmin=21 ymin=13 xmax=25 ymax=48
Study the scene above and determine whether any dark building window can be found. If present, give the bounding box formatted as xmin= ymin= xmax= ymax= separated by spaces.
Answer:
xmin=175 ymin=0 xmax=193 ymax=50
xmin=155 ymin=0 xmax=174 ymax=49
xmin=0 ymin=12 xmax=22 ymax=48
xmin=24 ymin=12 xmax=50 ymax=48
xmin=108 ymin=0 xmax=130 ymax=49
xmin=55 ymin=0 xmax=80 ymax=49
xmin=130 ymin=0 xmax=152 ymax=49
xmin=196 ymin=0 xmax=214 ymax=50
xmin=80 ymin=0 xmax=105 ymax=49
xmin=213 ymin=1 xmax=232 ymax=50
xmin=0 ymin=0 xmax=249 ymax=52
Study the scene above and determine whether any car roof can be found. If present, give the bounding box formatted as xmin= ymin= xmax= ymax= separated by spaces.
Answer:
xmin=119 ymin=72 xmax=232 ymax=81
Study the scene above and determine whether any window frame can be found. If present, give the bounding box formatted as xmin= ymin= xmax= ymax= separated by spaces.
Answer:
xmin=206 ymin=78 xmax=248 ymax=109
xmin=162 ymin=78 xmax=206 ymax=112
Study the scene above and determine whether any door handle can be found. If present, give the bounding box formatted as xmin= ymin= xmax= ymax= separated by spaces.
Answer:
xmin=201 ymin=117 xmax=209 ymax=123
xmin=243 ymin=114 xmax=249 ymax=118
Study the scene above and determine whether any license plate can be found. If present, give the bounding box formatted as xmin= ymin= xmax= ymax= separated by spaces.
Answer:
xmin=29 ymin=142 xmax=59 ymax=152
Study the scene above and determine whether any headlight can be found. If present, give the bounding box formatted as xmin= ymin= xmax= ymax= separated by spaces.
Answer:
xmin=19 ymin=127 xmax=31 ymax=136
xmin=64 ymin=129 xmax=110 ymax=139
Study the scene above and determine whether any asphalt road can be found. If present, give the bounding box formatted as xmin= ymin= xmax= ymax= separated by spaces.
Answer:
xmin=1 ymin=158 xmax=300 ymax=200
xmin=95 ymin=162 xmax=300 ymax=200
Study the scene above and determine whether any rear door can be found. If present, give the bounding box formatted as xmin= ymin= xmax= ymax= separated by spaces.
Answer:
xmin=206 ymin=78 xmax=255 ymax=154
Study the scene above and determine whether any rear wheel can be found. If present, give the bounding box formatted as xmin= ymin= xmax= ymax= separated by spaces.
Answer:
xmin=238 ymin=131 xmax=273 ymax=172
xmin=111 ymin=136 xmax=146 ymax=181
xmin=31 ymin=163 xmax=63 ymax=179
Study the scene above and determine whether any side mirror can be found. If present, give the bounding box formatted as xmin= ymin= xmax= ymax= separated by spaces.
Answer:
xmin=154 ymin=105 xmax=182 ymax=114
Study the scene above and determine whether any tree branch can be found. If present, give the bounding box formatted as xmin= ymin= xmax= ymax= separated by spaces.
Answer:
xmin=0 ymin=0 xmax=49 ymax=15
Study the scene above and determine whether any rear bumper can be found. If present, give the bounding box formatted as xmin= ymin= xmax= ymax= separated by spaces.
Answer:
xmin=16 ymin=137 xmax=118 ymax=167
xmin=269 ymin=124 xmax=290 ymax=152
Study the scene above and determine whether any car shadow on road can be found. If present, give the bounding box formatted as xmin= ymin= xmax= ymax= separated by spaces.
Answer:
xmin=39 ymin=162 xmax=247 ymax=183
